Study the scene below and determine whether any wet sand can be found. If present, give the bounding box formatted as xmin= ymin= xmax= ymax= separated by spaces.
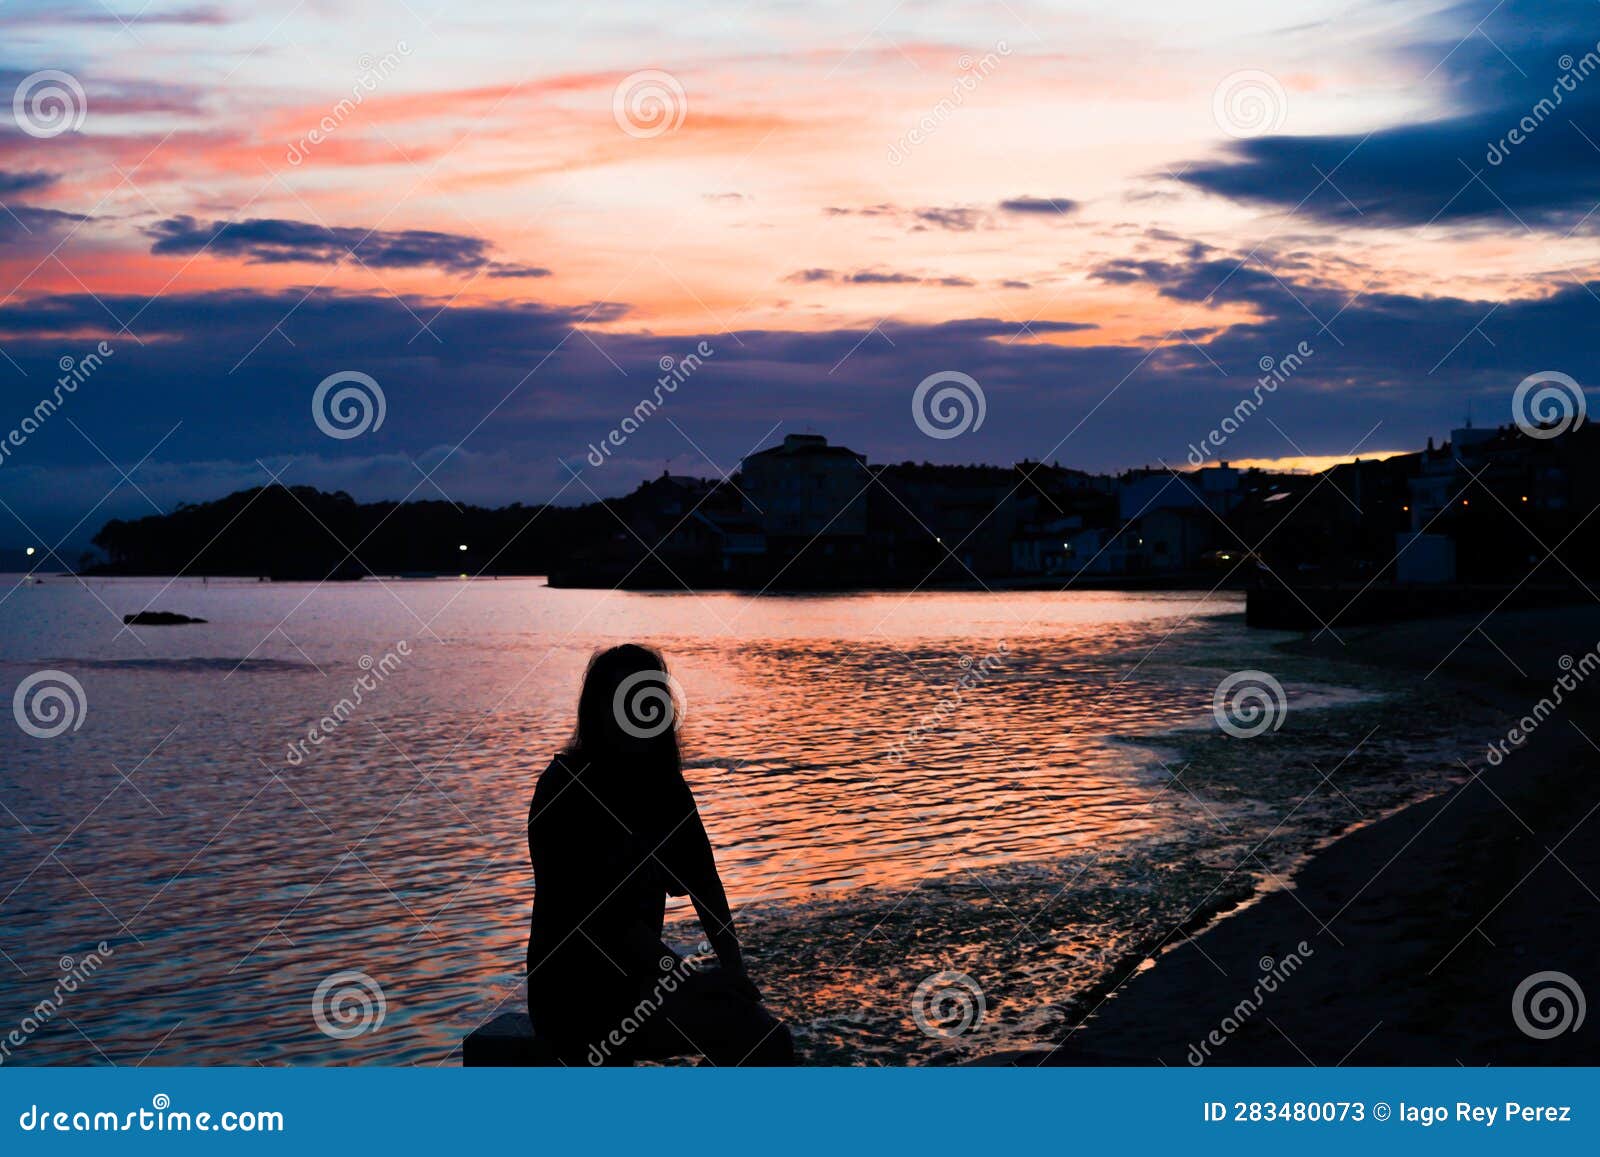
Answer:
xmin=990 ymin=605 xmax=1600 ymax=1066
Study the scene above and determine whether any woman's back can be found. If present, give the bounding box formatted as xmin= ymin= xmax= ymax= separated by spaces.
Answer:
xmin=524 ymin=644 xmax=794 ymax=1065
xmin=527 ymin=755 xmax=667 ymax=1019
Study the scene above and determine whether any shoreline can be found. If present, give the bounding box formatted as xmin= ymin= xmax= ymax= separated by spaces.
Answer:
xmin=30 ymin=568 xmax=1244 ymax=594
xmin=986 ymin=605 xmax=1600 ymax=1066
xmin=667 ymin=611 xmax=1479 ymax=1065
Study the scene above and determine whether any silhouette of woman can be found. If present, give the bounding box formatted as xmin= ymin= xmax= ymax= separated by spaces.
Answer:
xmin=527 ymin=644 xmax=794 ymax=1066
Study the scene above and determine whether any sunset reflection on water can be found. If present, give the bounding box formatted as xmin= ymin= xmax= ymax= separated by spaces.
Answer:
xmin=2 ymin=579 xmax=1365 ymax=1064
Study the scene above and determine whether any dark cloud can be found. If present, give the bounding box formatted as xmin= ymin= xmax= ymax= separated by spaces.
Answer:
xmin=1089 ymin=254 xmax=1331 ymax=312
xmin=1178 ymin=117 xmax=1600 ymax=228
xmin=145 ymin=215 xmax=541 ymax=275
xmin=783 ymin=268 xmax=982 ymax=287
xmin=823 ymin=203 xmax=990 ymax=231
xmin=0 ymin=170 xmax=58 ymax=196
xmin=923 ymin=318 xmax=1097 ymax=338
xmin=0 ymin=70 xmax=205 ymax=120
xmin=912 ymin=207 xmax=984 ymax=232
xmin=824 ymin=204 xmax=897 ymax=219
xmin=0 ymin=204 xmax=88 ymax=247
xmin=1179 ymin=0 xmax=1600 ymax=229
xmin=485 ymin=262 xmax=552 ymax=279
xmin=4 ymin=255 xmax=1597 ymax=550
xmin=998 ymin=196 xmax=1079 ymax=216
xmin=1088 ymin=262 xmax=1146 ymax=286
xmin=845 ymin=270 xmax=922 ymax=284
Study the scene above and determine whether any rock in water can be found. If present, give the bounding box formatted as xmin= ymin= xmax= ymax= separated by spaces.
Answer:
xmin=122 ymin=611 xmax=207 ymax=625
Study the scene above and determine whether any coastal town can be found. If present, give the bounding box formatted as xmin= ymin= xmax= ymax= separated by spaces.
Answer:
xmin=79 ymin=420 xmax=1599 ymax=614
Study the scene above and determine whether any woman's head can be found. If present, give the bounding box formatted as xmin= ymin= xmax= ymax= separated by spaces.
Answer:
xmin=569 ymin=643 xmax=683 ymax=765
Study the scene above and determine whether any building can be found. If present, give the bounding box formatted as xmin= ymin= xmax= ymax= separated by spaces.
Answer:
xmin=738 ymin=433 xmax=869 ymax=583
xmin=740 ymin=434 xmax=868 ymax=537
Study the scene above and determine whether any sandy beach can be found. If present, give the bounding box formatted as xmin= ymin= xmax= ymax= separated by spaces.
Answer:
xmin=991 ymin=605 xmax=1600 ymax=1066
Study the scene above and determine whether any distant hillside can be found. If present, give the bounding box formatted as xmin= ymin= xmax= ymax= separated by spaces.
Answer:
xmin=88 ymin=484 xmax=620 ymax=580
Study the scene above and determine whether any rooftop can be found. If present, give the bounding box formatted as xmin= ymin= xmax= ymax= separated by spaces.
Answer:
xmin=743 ymin=433 xmax=867 ymax=463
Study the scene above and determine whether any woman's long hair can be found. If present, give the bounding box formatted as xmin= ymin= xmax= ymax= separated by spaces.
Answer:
xmin=564 ymin=644 xmax=685 ymax=795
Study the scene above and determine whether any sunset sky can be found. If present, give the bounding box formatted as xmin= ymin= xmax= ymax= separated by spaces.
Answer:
xmin=2 ymin=0 xmax=1599 ymax=547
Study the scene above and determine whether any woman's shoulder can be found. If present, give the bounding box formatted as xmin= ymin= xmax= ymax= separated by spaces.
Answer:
xmin=530 ymin=750 xmax=586 ymax=812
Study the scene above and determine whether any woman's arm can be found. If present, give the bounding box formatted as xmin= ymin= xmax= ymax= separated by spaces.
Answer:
xmin=662 ymin=793 xmax=745 ymax=976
